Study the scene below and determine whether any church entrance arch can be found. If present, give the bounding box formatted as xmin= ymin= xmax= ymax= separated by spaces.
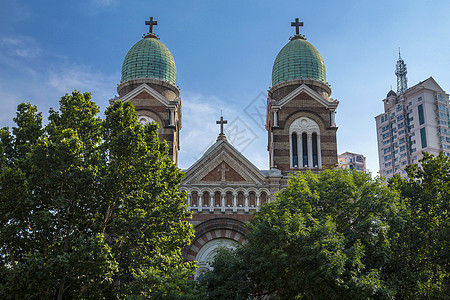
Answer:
xmin=194 ymin=238 xmax=238 ymax=278
xmin=184 ymin=218 xmax=248 ymax=278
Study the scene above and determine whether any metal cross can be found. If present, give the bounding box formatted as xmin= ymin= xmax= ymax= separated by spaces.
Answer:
xmin=218 ymin=163 xmax=229 ymax=181
xmin=145 ymin=17 xmax=158 ymax=34
xmin=291 ymin=18 xmax=304 ymax=35
xmin=216 ymin=116 xmax=227 ymax=135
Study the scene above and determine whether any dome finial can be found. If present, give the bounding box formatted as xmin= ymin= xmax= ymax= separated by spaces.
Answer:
xmin=290 ymin=18 xmax=306 ymax=40
xmin=144 ymin=17 xmax=159 ymax=39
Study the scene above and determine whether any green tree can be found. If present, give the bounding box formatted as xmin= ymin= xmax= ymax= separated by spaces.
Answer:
xmin=388 ymin=152 xmax=449 ymax=299
xmin=0 ymin=92 xmax=194 ymax=299
xmin=202 ymin=169 xmax=404 ymax=299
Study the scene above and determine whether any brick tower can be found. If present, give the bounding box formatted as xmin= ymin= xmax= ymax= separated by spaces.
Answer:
xmin=116 ymin=17 xmax=181 ymax=164
xmin=266 ymin=19 xmax=339 ymax=174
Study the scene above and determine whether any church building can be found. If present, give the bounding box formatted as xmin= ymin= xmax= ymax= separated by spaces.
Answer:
xmin=115 ymin=17 xmax=339 ymax=277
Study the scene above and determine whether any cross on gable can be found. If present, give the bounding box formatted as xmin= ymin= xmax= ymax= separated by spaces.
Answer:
xmin=217 ymin=163 xmax=229 ymax=181
xmin=216 ymin=116 xmax=227 ymax=135
xmin=291 ymin=18 xmax=304 ymax=35
xmin=145 ymin=17 xmax=158 ymax=34
xmin=216 ymin=115 xmax=228 ymax=141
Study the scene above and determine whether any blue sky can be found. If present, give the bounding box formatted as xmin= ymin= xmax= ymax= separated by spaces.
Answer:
xmin=1 ymin=0 xmax=449 ymax=174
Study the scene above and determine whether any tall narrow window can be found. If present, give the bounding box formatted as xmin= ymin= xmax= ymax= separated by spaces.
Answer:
xmin=420 ymin=127 xmax=427 ymax=148
xmin=312 ymin=133 xmax=318 ymax=167
xmin=292 ymin=133 xmax=298 ymax=167
xmin=302 ymin=133 xmax=308 ymax=167
xmin=418 ymin=104 xmax=424 ymax=125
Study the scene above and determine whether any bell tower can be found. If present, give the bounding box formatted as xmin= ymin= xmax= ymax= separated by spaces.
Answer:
xmin=266 ymin=18 xmax=339 ymax=173
xmin=116 ymin=18 xmax=181 ymax=164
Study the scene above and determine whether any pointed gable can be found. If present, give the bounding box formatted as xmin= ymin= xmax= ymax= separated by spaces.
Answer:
xmin=277 ymin=83 xmax=338 ymax=109
xmin=182 ymin=139 xmax=266 ymax=186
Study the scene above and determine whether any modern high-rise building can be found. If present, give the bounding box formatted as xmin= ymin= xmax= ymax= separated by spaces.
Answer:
xmin=338 ymin=152 xmax=366 ymax=172
xmin=375 ymin=53 xmax=450 ymax=178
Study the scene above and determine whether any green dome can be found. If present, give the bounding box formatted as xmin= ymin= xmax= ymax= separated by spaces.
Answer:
xmin=272 ymin=38 xmax=326 ymax=86
xmin=121 ymin=37 xmax=177 ymax=85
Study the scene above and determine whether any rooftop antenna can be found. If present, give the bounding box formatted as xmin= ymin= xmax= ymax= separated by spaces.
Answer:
xmin=395 ymin=48 xmax=408 ymax=94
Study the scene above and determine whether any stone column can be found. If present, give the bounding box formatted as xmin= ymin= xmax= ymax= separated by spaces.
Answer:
xmin=317 ymin=135 xmax=322 ymax=168
xmin=233 ymin=193 xmax=237 ymax=213
xmin=256 ymin=194 xmax=260 ymax=212
xmin=169 ymin=108 xmax=174 ymax=126
xmin=221 ymin=193 xmax=225 ymax=212
xmin=308 ymin=134 xmax=313 ymax=167
xmin=330 ymin=110 xmax=336 ymax=127
xmin=244 ymin=193 xmax=249 ymax=213
xmin=210 ymin=194 xmax=214 ymax=212
xmin=298 ymin=133 xmax=303 ymax=167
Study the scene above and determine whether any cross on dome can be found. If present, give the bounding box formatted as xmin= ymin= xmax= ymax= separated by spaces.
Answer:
xmin=145 ymin=17 xmax=158 ymax=34
xmin=291 ymin=18 xmax=304 ymax=35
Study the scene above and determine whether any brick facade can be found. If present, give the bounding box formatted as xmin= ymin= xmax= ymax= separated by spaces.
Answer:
xmin=267 ymin=80 xmax=339 ymax=174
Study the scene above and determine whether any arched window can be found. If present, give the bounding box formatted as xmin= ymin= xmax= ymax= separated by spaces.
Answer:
xmin=202 ymin=192 xmax=210 ymax=207
xmin=249 ymin=192 xmax=256 ymax=207
xmin=292 ymin=133 xmax=298 ymax=167
xmin=226 ymin=192 xmax=233 ymax=207
xmin=289 ymin=117 xmax=321 ymax=169
xmin=237 ymin=192 xmax=244 ymax=207
xmin=312 ymin=133 xmax=318 ymax=167
xmin=260 ymin=192 xmax=267 ymax=205
xmin=302 ymin=132 xmax=308 ymax=167
xmin=214 ymin=192 xmax=221 ymax=207
xmin=191 ymin=191 xmax=198 ymax=207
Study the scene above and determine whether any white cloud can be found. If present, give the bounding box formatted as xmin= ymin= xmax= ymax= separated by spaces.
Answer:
xmin=47 ymin=63 xmax=119 ymax=109
xmin=178 ymin=91 xmax=269 ymax=170
xmin=0 ymin=36 xmax=41 ymax=58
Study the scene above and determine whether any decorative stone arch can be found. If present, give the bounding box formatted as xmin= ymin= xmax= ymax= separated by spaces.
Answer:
xmin=138 ymin=115 xmax=156 ymax=126
xmin=184 ymin=218 xmax=248 ymax=274
xmin=289 ymin=117 xmax=322 ymax=169
xmin=285 ymin=110 xmax=327 ymax=133
xmin=194 ymin=238 xmax=238 ymax=278
xmin=201 ymin=187 xmax=213 ymax=194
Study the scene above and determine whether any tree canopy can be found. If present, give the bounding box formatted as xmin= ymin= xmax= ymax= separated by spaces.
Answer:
xmin=388 ymin=152 xmax=449 ymax=299
xmin=202 ymin=169 xmax=403 ymax=299
xmin=0 ymin=92 xmax=194 ymax=299
xmin=201 ymin=160 xmax=449 ymax=299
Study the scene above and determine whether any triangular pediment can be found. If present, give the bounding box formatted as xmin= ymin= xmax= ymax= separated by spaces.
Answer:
xmin=277 ymin=84 xmax=338 ymax=109
xmin=182 ymin=140 xmax=266 ymax=186
xmin=421 ymin=77 xmax=445 ymax=92
xmin=119 ymin=83 xmax=171 ymax=106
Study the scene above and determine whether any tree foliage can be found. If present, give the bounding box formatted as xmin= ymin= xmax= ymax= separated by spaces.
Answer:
xmin=202 ymin=169 xmax=405 ymax=299
xmin=388 ymin=152 xmax=449 ymax=299
xmin=0 ymin=92 xmax=194 ymax=299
